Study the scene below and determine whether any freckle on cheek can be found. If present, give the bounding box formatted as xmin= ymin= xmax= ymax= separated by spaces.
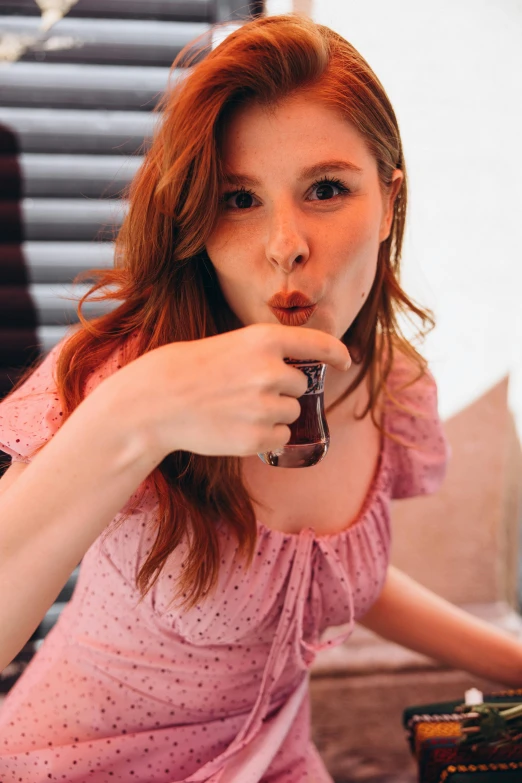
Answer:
xmin=361 ymin=291 xmax=366 ymax=298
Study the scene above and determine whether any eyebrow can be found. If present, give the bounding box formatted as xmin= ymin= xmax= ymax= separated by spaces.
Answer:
xmin=221 ymin=159 xmax=364 ymax=187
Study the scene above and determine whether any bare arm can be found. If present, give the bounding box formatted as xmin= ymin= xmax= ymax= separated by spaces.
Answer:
xmin=358 ymin=565 xmax=522 ymax=687
xmin=0 ymin=383 xmax=161 ymax=672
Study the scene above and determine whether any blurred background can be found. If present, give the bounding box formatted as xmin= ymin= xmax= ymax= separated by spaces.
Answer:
xmin=0 ymin=1 xmax=521 ymax=781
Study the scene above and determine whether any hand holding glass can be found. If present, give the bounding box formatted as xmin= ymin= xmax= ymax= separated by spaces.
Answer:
xmin=258 ymin=358 xmax=330 ymax=468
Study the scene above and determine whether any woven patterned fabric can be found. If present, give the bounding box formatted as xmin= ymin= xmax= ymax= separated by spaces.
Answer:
xmin=405 ymin=693 xmax=522 ymax=783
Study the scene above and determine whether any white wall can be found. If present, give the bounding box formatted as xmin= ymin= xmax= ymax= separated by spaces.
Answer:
xmin=273 ymin=0 xmax=522 ymax=436
xmin=265 ymin=0 xmax=293 ymax=13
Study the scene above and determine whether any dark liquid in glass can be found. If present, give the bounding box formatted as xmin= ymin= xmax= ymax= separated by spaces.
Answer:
xmin=258 ymin=360 xmax=330 ymax=468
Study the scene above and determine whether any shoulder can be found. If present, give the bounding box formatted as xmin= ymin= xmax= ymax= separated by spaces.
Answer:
xmin=383 ymin=346 xmax=451 ymax=499
xmin=0 ymin=328 xmax=140 ymax=463
xmin=0 ymin=339 xmax=65 ymax=463
xmin=384 ymin=347 xmax=439 ymax=428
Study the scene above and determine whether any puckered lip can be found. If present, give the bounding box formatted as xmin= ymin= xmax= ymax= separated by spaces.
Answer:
xmin=269 ymin=306 xmax=316 ymax=326
xmin=267 ymin=290 xmax=316 ymax=309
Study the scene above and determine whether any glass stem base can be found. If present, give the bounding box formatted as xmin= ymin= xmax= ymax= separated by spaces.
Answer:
xmin=258 ymin=440 xmax=329 ymax=468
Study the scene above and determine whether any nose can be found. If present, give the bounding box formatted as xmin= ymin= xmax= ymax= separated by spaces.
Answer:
xmin=265 ymin=203 xmax=310 ymax=274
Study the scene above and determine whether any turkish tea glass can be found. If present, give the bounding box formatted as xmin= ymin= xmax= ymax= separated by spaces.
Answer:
xmin=258 ymin=358 xmax=330 ymax=468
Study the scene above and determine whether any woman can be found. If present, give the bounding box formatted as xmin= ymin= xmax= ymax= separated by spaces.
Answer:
xmin=0 ymin=13 xmax=520 ymax=783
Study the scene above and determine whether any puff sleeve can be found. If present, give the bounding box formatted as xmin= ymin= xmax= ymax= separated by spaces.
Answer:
xmin=0 ymin=328 xmax=143 ymax=467
xmin=385 ymin=354 xmax=451 ymax=499
xmin=0 ymin=341 xmax=65 ymax=465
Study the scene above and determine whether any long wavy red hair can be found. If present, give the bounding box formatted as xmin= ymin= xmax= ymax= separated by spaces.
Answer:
xmin=6 ymin=13 xmax=433 ymax=610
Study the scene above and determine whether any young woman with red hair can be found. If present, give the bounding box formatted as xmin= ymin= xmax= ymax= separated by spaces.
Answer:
xmin=0 ymin=13 xmax=521 ymax=783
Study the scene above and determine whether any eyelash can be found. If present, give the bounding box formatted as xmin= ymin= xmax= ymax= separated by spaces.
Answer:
xmin=220 ymin=176 xmax=351 ymax=209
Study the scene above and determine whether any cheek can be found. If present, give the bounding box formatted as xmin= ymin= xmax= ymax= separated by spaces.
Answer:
xmin=329 ymin=202 xmax=382 ymax=264
xmin=331 ymin=224 xmax=379 ymax=292
xmin=205 ymin=223 xmax=231 ymax=270
xmin=206 ymin=220 xmax=257 ymax=279
xmin=361 ymin=251 xmax=379 ymax=289
xmin=354 ymin=254 xmax=379 ymax=311
xmin=205 ymin=225 xmax=259 ymax=322
xmin=326 ymin=222 xmax=379 ymax=327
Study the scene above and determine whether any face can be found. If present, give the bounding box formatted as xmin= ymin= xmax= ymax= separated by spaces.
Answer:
xmin=205 ymin=94 xmax=403 ymax=339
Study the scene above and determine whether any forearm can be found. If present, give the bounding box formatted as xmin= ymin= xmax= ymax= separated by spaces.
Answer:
xmin=359 ymin=565 xmax=522 ymax=687
xmin=0 ymin=383 xmax=162 ymax=671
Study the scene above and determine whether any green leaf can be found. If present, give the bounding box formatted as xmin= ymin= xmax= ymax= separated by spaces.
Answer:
xmin=478 ymin=708 xmax=507 ymax=741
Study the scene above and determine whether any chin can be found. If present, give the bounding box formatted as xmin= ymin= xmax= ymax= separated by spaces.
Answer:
xmin=309 ymin=313 xmax=342 ymax=338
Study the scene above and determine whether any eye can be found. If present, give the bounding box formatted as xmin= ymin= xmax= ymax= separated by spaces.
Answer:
xmin=221 ymin=187 xmax=258 ymax=210
xmin=309 ymin=176 xmax=350 ymax=201
xmin=220 ymin=176 xmax=351 ymax=210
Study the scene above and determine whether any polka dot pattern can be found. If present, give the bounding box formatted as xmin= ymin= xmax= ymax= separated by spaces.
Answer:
xmin=0 ymin=337 xmax=450 ymax=782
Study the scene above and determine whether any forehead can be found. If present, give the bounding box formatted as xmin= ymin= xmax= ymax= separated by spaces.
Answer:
xmin=219 ymin=94 xmax=376 ymax=175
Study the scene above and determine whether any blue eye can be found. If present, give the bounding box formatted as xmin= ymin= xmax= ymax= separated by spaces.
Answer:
xmin=220 ymin=176 xmax=350 ymax=210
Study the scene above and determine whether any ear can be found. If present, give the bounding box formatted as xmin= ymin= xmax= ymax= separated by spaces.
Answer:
xmin=379 ymin=169 xmax=404 ymax=243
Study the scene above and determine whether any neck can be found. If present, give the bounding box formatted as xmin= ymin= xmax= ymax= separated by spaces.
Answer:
xmin=324 ymin=360 xmax=367 ymax=418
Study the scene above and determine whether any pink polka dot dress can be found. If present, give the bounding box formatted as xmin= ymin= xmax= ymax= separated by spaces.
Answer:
xmin=0 ymin=333 xmax=450 ymax=782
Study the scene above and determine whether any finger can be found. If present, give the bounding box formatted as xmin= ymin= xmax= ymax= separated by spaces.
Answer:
xmin=273 ymin=396 xmax=302 ymax=425
xmin=256 ymin=396 xmax=301 ymax=426
xmin=276 ymin=366 xmax=309 ymax=399
xmin=258 ymin=424 xmax=292 ymax=453
xmin=276 ymin=327 xmax=351 ymax=372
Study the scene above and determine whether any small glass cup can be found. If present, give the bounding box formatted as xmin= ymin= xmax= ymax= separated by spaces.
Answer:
xmin=258 ymin=358 xmax=330 ymax=468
